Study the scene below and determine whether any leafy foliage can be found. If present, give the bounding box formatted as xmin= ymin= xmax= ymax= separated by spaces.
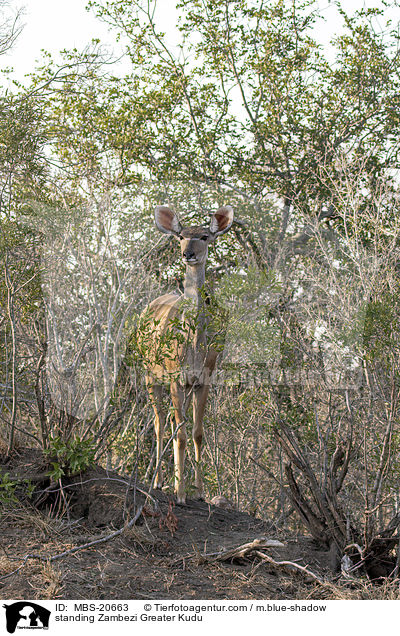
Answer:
xmin=44 ymin=435 xmax=96 ymax=480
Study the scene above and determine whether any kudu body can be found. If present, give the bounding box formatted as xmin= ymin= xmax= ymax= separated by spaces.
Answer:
xmin=140 ymin=205 xmax=233 ymax=503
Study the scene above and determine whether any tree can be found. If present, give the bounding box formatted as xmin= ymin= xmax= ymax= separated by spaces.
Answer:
xmin=0 ymin=2 xmax=50 ymax=453
xmin=61 ymin=2 xmax=398 ymax=235
xmin=0 ymin=0 xmax=23 ymax=56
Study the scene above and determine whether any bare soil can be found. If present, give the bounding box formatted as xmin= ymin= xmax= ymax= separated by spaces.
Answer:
xmin=0 ymin=449 xmax=356 ymax=600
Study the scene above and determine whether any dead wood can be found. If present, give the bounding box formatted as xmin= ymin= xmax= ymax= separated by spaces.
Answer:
xmin=273 ymin=418 xmax=359 ymax=566
xmin=211 ymin=537 xmax=285 ymax=561
xmin=253 ymin=550 xmax=329 ymax=586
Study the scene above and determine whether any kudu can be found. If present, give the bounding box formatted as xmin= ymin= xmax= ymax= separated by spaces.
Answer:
xmin=140 ymin=205 xmax=234 ymax=503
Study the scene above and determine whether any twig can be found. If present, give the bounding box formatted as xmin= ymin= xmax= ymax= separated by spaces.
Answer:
xmin=0 ymin=555 xmax=32 ymax=581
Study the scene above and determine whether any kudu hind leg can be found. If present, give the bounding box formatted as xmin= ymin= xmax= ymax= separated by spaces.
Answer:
xmin=147 ymin=383 xmax=166 ymax=489
xmin=192 ymin=383 xmax=210 ymax=500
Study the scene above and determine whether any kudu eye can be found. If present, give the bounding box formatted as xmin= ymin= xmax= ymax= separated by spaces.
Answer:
xmin=178 ymin=235 xmax=184 ymax=240
xmin=201 ymin=235 xmax=208 ymax=241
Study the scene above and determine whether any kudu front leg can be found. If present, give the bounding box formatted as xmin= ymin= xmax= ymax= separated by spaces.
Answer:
xmin=171 ymin=382 xmax=189 ymax=504
xmin=192 ymin=383 xmax=210 ymax=500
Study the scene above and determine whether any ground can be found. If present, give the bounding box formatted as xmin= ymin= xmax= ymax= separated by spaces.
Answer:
xmin=0 ymin=449 xmax=393 ymax=600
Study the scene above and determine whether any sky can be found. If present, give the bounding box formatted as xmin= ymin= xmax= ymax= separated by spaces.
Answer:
xmin=1 ymin=0 xmax=178 ymax=80
xmin=2 ymin=0 xmax=399 ymax=83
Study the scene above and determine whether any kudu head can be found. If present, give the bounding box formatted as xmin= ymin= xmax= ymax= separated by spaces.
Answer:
xmin=154 ymin=205 xmax=234 ymax=267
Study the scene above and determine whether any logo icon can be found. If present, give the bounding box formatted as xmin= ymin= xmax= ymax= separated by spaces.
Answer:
xmin=3 ymin=602 xmax=50 ymax=633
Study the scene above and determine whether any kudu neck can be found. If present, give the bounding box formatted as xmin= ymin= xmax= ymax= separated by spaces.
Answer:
xmin=183 ymin=263 xmax=206 ymax=303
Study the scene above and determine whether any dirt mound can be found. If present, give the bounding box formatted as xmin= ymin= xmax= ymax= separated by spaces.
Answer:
xmin=0 ymin=451 xmax=336 ymax=600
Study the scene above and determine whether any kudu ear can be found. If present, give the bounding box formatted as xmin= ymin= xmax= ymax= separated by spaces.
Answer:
xmin=154 ymin=206 xmax=182 ymax=236
xmin=209 ymin=205 xmax=234 ymax=239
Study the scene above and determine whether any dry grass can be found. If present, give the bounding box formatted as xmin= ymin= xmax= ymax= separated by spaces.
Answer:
xmin=26 ymin=562 xmax=64 ymax=599
xmin=296 ymin=575 xmax=400 ymax=600
xmin=0 ymin=555 xmax=17 ymax=578
xmin=122 ymin=523 xmax=157 ymax=550
xmin=339 ymin=578 xmax=400 ymax=600
xmin=3 ymin=506 xmax=68 ymax=539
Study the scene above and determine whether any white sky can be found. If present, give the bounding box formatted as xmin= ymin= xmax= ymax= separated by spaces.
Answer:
xmin=1 ymin=0 xmax=399 ymax=82
xmin=1 ymin=0 xmax=178 ymax=80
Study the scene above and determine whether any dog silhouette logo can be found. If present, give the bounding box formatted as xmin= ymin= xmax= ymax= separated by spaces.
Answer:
xmin=3 ymin=602 xmax=50 ymax=633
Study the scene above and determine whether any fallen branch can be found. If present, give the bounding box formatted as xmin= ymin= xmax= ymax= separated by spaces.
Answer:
xmin=253 ymin=550 xmax=327 ymax=585
xmin=171 ymin=537 xmax=284 ymax=566
xmin=211 ymin=538 xmax=285 ymax=561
